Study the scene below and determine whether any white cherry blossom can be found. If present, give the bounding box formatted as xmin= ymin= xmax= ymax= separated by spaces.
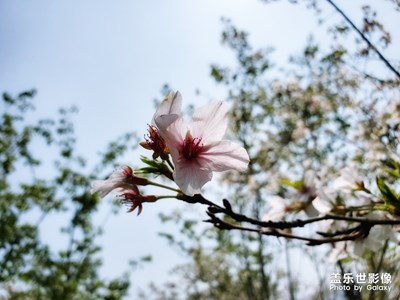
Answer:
xmin=351 ymin=212 xmax=398 ymax=256
xmin=312 ymin=166 xmax=365 ymax=215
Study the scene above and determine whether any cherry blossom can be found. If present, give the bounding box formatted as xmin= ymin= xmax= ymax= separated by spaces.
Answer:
xmin=140 ymin=124 xmax=170 ymax=160
xmin=329 ymin=166 xmax=364 ymax=194
xmin=90 ymin=166 xmax=148 ymax=198
xmin=352 ymin=225 xmax=393 ymax=256
xmin=312 ymin=166 xmax=366 ymax=215
xmin=351 ymin=212 xmax=398 ymax=256
xmin=156 ymin=100 xmax=250 ymax=196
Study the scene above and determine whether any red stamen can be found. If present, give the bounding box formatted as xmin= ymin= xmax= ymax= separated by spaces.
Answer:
xmin=143 ymin=125 xmax=169 ymax=159
xmin=182 ymin=131 xmax=203 ymax=160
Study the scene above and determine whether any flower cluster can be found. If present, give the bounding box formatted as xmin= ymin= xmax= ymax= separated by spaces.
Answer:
xmin=91 ymin=91 xmax=250 ymax=214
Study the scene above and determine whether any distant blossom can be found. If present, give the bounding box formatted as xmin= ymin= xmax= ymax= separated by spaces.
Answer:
xmin=295 ymin=170 xmax=319 ymax=217
xmin=262 ymin=196 xmax=287 ymax=221
xmin=351 ymin=212 xmax=398 ymax=256
xmin=312 ymin=166 xmax=365 ymax=215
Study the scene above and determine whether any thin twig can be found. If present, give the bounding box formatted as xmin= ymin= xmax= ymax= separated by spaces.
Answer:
xmin=205 ymin=211 xmax=379 ymax=246
xmin=326 ymin=0 xmax=400 ymax=79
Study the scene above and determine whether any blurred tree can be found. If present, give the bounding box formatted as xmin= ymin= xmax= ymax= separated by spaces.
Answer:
xmin=0 ymin=90 xmax=137 ymax=299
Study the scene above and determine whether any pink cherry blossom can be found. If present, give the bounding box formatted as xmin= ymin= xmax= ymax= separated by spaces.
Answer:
xmin=90 ymin=166 xmax=148 ymax=198
xmin=156 ymin=101 xmax=250 ymax=196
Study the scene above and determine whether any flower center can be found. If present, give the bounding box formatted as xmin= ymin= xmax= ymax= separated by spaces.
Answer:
xmin=182 ymin=131 xmax=203 ymax=161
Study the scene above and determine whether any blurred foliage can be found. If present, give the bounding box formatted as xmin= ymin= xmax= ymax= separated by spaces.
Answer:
xmin=0 ymin=90 xmax=139 ymax=299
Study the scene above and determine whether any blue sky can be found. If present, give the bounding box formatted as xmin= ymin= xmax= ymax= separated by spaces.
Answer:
xmin=1 ymin=0 xmax=399 ymax=297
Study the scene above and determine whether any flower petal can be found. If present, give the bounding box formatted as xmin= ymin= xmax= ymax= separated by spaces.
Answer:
xmin=191 ymin=101 xmax=229 ymax=143
xmin=154 ymin=91 xmax=182 ymax=118
xmin=162 ymin=117 xmax=186 ymax=158
xmin=312 ymin=195 xmax=332 ymax=214
xmin=173 ymin=162 xmax=213 ymax=196
xmin=90 ymin=180 xmax=115 ymax=198
xmin=155 ymin=114 xmax=181 ymax=133
xmin=90 ymin=166 xmax=141 ymax=198
xmin=330 ymin=166 xmax=361 ymax=194
xmin=304 ymin=203 xmax=319 ymax=218
xmin=199 ymin=140 xmax=249 ymax=172
xmin=153 ymin=91 xmax=182 ymax=129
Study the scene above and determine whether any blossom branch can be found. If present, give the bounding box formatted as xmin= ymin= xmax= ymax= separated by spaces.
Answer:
xmin=204 ymin=209 xmax=375 ymax=246
xmin=178 ymin=193 xmax=400 ymax=245
xmin=181 ymin=193 xmax=400 ymax=227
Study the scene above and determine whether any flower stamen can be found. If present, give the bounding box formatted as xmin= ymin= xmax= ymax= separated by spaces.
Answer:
xmin=141 ymin=125 xmax=169 ymax=160
xmin=182 ymin=131 xmax=203 ymax=160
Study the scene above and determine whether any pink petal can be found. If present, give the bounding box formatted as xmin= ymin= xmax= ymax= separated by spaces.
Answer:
xmin=162 ymin=117 xmax=186 ymax=158
xmin=173 ymin=162 xmax=213 ymax=196
xmin=191 ymin=101 xmax=229 ymax=143
xmin=90 ymin=180 xmax=133 ymax=198
xmin=199 ymin=140 xmax=250 ymax=172
xmin=90 ymin=180 xmax=115 ymax=198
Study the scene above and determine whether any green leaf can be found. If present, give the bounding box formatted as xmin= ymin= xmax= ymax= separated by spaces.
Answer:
xmin=280 ymin=178 xmax=303 ymax=190
xmin=376 ymin=177 xmax=400 ymax=208
xmin=140 ymin=155 xmax=161 ymax=167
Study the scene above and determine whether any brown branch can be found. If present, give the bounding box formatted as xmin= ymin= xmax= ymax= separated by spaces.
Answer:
xmin=180 ymin=193 xmax=400 ymax=246
xmin=205 ymin=211 xmax=376 ymax=246
xmin=180 ymin=194 xmax=400 ymax=228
